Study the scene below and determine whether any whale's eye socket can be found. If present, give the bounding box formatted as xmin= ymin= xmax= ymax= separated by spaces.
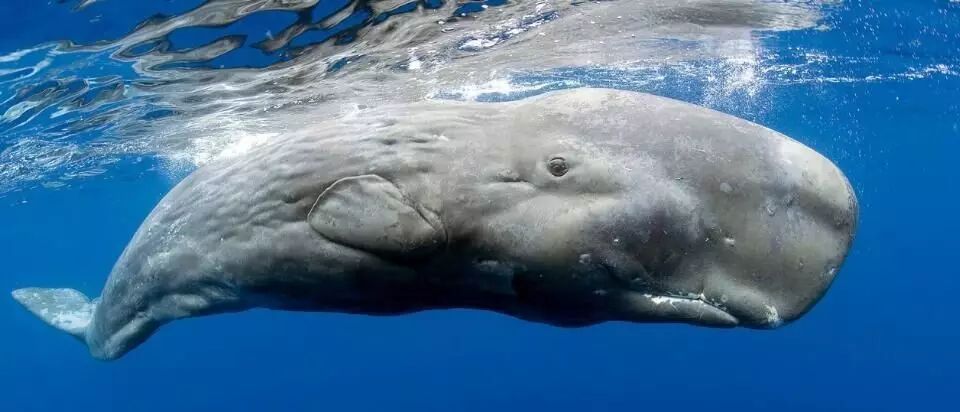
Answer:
xmin=547 ymin=157 xmax=568 ymax=177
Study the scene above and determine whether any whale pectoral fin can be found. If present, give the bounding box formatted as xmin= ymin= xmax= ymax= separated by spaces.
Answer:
xmin=11 ymin=287 xmax=97 ymax=341
xmin=308 ymin=174 xmax=444 ymax=257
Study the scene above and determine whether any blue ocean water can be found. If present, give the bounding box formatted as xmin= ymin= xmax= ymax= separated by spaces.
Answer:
xmin=1 ymin=1 xmax=958 ymax=411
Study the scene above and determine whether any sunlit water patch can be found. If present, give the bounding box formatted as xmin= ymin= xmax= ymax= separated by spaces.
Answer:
xmin=1 ymin=0 xmax=958 ymax=196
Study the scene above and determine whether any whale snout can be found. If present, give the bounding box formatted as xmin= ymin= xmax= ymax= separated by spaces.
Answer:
xmin=579 ymin=124 xmax=858 ymax=330
xmin=704 ymin=138 xmax=859 ymax=328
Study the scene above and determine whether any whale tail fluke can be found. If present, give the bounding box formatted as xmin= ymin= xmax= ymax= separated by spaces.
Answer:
xmin=12 ymin=288 xmax=97 ymax=341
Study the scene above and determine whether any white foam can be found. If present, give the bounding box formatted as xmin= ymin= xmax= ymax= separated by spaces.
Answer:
xmin=764 ymin=304 xmax=783 ymax=327
xmin=435 ymin=77 xmax=564 ymax=101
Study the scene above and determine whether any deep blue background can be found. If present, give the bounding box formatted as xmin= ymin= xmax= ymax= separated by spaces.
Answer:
xmin=2 ymin=1 xmax=958 ymax=411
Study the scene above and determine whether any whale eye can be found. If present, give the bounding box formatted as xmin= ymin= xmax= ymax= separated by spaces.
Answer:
xmin=547 ymin=157 xmax=568 ymax=177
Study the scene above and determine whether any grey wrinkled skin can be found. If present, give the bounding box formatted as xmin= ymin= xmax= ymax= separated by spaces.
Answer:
xmin=72 ymin=88 xmax=857 ymax=360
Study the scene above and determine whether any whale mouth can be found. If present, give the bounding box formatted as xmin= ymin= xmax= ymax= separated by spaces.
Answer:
xmin=597 ymin=262 xmax=739 ymax=327
xmin=621 ymin=291 xmax=739 ymax=327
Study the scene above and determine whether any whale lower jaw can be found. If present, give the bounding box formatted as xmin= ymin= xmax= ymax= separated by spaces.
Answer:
xmin=619 ymin=291 xmax=740 ymax=327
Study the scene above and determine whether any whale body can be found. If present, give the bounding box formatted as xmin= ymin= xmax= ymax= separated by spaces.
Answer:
xmin=13 ymin=88 xmax=858 ymax=360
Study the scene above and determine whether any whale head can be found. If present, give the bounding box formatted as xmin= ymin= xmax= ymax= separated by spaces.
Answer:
xmin=448 ymin=88 xmax=858 ymax=328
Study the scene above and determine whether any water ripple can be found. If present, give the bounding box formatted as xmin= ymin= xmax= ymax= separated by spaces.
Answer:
xmin=0 ymin=0 xmax=957 ymax=196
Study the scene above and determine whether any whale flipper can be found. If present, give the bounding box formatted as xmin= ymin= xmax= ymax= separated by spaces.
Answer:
xmin=308 ymin=174 xmax=445 ymax=257
xmin=12 ymin=288 xmax=97 ymax=341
